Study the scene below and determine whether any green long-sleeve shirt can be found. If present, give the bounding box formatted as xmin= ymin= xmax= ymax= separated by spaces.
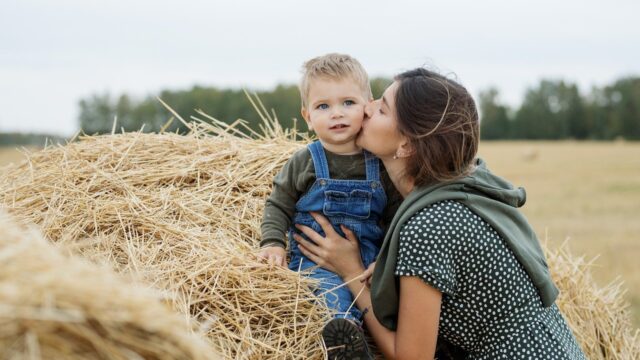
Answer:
xmin=260 ymin=146 xmax=403 ymax=249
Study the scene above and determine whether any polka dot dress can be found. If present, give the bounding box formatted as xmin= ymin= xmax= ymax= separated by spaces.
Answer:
xmin=395 ymin=200 xmax=586 ymax=359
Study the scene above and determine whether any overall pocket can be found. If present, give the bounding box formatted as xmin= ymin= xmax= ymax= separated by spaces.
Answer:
xmin=323 ymin=189 xmax=372 ymax=219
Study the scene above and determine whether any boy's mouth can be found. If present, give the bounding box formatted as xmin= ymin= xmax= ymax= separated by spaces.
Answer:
xmin=329 ymin=124 xmax=349 ymax=130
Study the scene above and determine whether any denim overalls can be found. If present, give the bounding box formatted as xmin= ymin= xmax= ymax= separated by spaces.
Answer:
xmin=288 ymin=141 xmax=387 ymax=321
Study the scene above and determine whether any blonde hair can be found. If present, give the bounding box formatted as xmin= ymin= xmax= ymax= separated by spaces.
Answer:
xmin=299 ymin=53 xmax=372 ymax=109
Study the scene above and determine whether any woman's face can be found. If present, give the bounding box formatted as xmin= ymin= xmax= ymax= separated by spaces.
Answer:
xmin=356 ymin=81 xmax=406 ymax=159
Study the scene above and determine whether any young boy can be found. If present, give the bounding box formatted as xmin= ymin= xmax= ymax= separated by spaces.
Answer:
xmin=258 ymin=53 xmax=400 ymax=359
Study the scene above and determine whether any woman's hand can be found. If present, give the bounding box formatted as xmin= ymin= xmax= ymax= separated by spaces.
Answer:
xmin=293 ymin=212 xmax=365 ymax=280
xmin=361 ymin=262 xmax=376 ymax=287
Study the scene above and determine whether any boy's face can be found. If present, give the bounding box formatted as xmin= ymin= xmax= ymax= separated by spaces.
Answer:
xmin=302 ymin=78 xmax=367 ymax=153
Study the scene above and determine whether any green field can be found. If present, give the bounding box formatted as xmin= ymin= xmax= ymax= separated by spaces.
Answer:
xmin=2 ymin=142 xmax=639 ymax=327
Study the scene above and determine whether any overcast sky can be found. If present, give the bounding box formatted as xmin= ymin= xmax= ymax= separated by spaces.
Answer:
xmin=1 ymin=0 xmax=638 ymax=137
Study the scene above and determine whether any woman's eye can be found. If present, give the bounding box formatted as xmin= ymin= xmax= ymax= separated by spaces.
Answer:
xmin=344 ymin=100 xmax=355 ymax=106
xmin=317 ymin=104 xmax=329 ymax=110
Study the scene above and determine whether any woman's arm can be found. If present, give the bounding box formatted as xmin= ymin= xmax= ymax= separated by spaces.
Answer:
xmin=294 ymin=212 xmax=441 ymax=359
xmin=396 ymin=277 xmax=441 ymax=359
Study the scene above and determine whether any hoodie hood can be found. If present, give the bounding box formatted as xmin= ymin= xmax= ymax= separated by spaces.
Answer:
xmin=459 ymin=158 xmax=527 ymax=208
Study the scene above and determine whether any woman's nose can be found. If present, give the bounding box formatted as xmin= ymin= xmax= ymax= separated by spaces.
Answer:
xmin=364 ymin=101 xmax=374 ymax=117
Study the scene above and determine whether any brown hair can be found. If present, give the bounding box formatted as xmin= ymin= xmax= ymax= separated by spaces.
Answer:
xmin=299 ymin=53 xmax=372 ymax=109
xmin=394 ymin=68 xmax=479 ymax=187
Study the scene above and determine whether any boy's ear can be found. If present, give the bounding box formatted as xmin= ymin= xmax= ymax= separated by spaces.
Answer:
xmin=301 ymin=107 xmax=313 ymax=131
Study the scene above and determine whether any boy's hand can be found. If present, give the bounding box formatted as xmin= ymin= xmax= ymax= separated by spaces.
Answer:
xmin=258 ymin=246 xmax=287 ymax=267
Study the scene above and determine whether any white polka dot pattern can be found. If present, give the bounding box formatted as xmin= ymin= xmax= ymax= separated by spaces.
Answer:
xmin=395 ymin=200 xmax=586 ymax=359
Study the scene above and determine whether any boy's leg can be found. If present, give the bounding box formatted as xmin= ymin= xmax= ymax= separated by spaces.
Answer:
xmin=311 ymin=268 xmax=372 ymax=359
xmin=312 ymin=268 xmax=362 ymax=321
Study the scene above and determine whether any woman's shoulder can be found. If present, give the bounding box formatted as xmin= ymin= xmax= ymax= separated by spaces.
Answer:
xmin=399 ymin=199 xmax=511 ymax=266
xmin=402 ymin=200 xmax=471 ymax=231
xmin=399 ymin=201 xmax=451 ymax=243
xmin=399 ymin=199 xmax=484 ymax=251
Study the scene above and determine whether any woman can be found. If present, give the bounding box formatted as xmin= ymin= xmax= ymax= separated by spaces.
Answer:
xmin=293 ymin=68 xmax=586 ymax=359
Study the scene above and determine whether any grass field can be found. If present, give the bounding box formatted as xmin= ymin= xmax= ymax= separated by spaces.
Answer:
xmin=1 ymin=142 xmax=639 ymax=327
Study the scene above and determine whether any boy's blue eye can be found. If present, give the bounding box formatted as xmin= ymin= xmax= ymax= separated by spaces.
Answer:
xmin=317 ymin=104 xmax=329 ymax=110
xmin=344 ymin=100 xmax=355 ymax=106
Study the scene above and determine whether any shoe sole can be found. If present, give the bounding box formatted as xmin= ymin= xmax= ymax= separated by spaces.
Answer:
xmin=322 ymin=318 xmax=372 ymax=360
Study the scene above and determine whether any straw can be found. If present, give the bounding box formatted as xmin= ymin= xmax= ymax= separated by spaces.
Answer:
xmin=0 ymin=116 xmax=333 ymax=359
xmin=0 ymin=110 xmax=637 ymax=359
xmin=0 ymin=210 xmax=216 ymax=359
xmin=546 ymin=242 xmax=640 ymax=359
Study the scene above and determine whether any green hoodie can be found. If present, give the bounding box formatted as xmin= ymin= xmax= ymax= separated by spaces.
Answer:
xmin=370 ymin=158 xmax=559 ymax=331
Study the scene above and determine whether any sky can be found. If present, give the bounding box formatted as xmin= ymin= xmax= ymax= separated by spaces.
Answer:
xmin=1 ymin=0 xmax=639 ymax=137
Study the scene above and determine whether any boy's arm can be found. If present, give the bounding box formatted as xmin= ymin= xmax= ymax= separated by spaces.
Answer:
xmin=260 ymin=166 xmax=298 ymax=248
xmin=260 ymin=149 xmax=314 ymax=248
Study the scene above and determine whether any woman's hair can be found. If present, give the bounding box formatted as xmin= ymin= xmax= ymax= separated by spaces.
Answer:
xmin=394 ymin=68 xmax=479 ymax=187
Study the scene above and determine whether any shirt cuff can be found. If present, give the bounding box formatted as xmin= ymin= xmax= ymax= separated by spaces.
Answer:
xmin=259 ymin=239 xmax=286 ymax=249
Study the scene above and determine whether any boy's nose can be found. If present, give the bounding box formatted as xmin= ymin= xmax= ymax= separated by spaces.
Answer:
xmin=331 ymin=109 xmax=344 ymax=119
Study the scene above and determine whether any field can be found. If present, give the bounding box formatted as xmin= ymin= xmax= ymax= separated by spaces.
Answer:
xmin=1 ymin=141 xmax=639 ymax=328
xmin=0 ymin=146 xmax=33 ymax=167
xmin=477 ymin=141 xmax=640 ymax=327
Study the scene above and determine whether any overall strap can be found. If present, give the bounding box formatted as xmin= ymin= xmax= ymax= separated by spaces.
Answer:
xmin=364 ymin=150 xmax=381 ymax=181
xmin=307 ymin=141 xmax=331 ymax=179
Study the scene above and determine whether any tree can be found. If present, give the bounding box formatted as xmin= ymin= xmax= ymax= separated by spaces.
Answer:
xmin=513 ymin=80 xmax=586 ymax=139
xmin=78 ymin=93 xmax=116 ymax=134
xmin=478 ymin=88 xmax=512 ymax=140
xmin=370 ymin=77 xmax=393 ymax=99
xmin=603 ymin=77 xmax=640 ymax=140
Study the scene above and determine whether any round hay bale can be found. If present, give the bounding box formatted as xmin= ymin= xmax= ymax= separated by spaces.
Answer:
xmin=0 ymin=122 xmax=330 ymax=359
xmin=546 ymin=244 xmax=640 ymax=359
xmin=0 ymin=210 xmax=215 ymax=359
xmin=0 ymin=118 xmax=637 ymax=359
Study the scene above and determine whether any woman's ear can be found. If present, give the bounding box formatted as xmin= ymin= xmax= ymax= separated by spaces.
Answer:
xmin=395 ymin=138 xmax=415 ymax=159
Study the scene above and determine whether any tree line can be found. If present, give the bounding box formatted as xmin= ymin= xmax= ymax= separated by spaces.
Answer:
xmin=3 ymin=75 xmax=635 ymax=146
xmin=480 ymin=77 xmax=640 ymax=140
xmin=0 ymin=132 xmax=66 ymax=147
xmin=79 ymin=75 xmax=640 ymax=141
xmin=77 ymin=78 xmax=393 ymax=136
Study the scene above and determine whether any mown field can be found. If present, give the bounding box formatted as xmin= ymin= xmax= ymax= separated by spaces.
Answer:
xmin=2 ymin=142 xmax=639 ymax=327
xmin=477 ymin=141 xmax=640 ymax=328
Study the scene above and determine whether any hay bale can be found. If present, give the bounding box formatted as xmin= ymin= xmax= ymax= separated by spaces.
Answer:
xmin=547 ymin=244 xmax=640 ymax=359
xmin=0 ymin=119 xmax=331 ymax=359
xmin=0 ymin=210 xmax=215 ymax=359
xmin=0 ymin=115 xmax=637 ymax=359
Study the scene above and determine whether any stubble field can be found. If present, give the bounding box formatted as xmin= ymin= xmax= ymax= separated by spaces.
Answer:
xmin=477 ymin=141 xmax=640 ymax=327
